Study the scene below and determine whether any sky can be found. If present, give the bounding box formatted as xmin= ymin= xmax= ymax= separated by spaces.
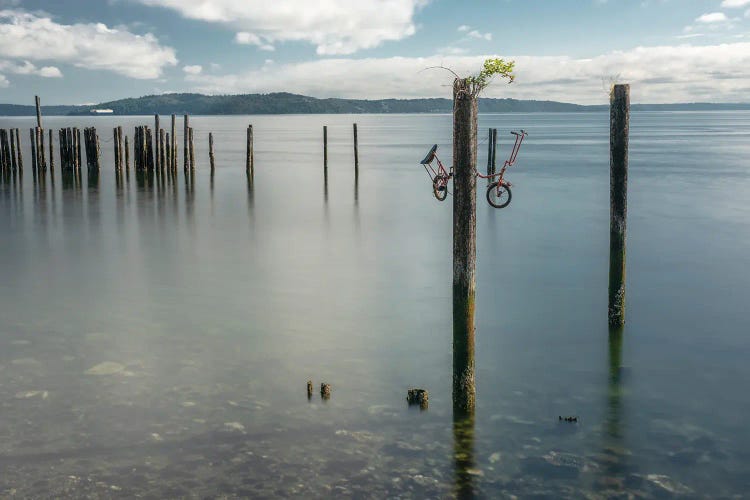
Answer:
xmin=0 ymin=0 xmax=749 ymax=105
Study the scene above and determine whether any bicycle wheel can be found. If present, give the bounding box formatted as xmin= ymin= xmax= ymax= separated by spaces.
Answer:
xmin=486 ymin=182 xmax=512 ymax=208
xmin=433 ymin=175 xmax=448 ymax=201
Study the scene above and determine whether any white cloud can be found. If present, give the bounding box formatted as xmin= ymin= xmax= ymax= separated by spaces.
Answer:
xmin=183 ymin=64 xmax=203 ymax=75
xmin=696 ymin=12 xmax=728 ymax=23
xmin=137 ymin=0 xmax=426 ymax=55
xmin=0 ymin=73 xmax=8 ymax=87
xmin=467 ymin=30 xmax=492 ymax=41
xmin=184 ymin=42 xmax=750 ymax=104
xmin=0 ymin=59 xmax=62 ymax=77
xmin=0 ymin=9 xmax=177 ymax=79
xmin=720 ymin=0 xmax=750 ymax=7
xmin=457 ymin=25 xmax=470 ymax=32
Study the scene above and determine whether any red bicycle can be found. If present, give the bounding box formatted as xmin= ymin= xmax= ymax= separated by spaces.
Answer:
xmin=476 ymin=130 xmax=527 ymax=209
xmin=419 ymin=144 xmax=453 ymax=201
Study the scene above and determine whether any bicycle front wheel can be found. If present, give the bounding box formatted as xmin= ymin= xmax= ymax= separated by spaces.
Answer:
xmin=433 ymin=175 xmax=448 ymax=201
xmin=486 ymin=182 xmax=511 ymax=209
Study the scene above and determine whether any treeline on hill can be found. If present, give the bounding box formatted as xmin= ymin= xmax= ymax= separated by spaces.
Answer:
xmin=1 ymin=93 xmax=748 ymax=116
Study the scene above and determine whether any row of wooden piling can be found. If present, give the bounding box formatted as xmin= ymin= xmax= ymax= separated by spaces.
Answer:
xmin=58 ymin=128 xmax=82 ymax=171
xmin=0 ymin=129 xmax=23 ymax=171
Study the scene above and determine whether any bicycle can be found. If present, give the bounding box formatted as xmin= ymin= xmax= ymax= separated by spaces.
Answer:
xmin=476 ymin=130 xmax=527 ymax=208
xmin=419 ymin=144 xmax=453 ymax=201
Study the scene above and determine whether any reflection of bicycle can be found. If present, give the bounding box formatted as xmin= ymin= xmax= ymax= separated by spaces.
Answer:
xmin=419 ymin=144 xmax=453 ymax=201
xmin=476 ymin=130 xmax=527 ymax=209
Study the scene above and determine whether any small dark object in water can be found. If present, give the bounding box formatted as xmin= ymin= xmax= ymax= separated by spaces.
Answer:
xmin=559 ymin=416 xmax=578 ymax=423
xmin=307 ymin=380 xmax=313 ymax=399
xmin=407 ymin=389 xmax=428 ymax=409
xmin=320 ymin=383 xmax=331 ymax=400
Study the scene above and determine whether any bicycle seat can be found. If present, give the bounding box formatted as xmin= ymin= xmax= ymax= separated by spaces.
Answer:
xmin=420 ymin=144 xmax=438 ymax=165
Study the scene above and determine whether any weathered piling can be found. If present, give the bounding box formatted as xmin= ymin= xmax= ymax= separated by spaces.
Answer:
xmin=48 ymin=129 xmax=54 ymax=171
xmin=171 ymin=114 xmax=176 ymax=170
xmin=452 ymin=78 xmax=478 ymax=414
xmin=75 ymin=128 xmax=82 ymax=170
xmin=0 ymin=129 xmax=8 ymax=171
xmin=353 ymin=122 xmax=359 ymax=175
xmin=165 ymin=133 xmax=170 ymax=171
xmin=30 ymin=128 xmax=37 ymax=172
xmin=15 ymin=129 xmax=22 ymax=170
xmin=246 ymin=125 xmax=254 ymax=176
xmin=486 ymin=128 xmax=493 ymax=183
xmin=154 ymin=114 xmax=160 ymax=170
xmin=159 ymin=128 xmax=166 ymax=170
xmin=39 ymin=126 xmax=46 ymax=169
xmin=183 ymin=115 xmax=189 ymax=171
xmin=113 ymin=128 xmax=121 ymax=170
xmin=117 ymin=127 xmax=124 ymax=171
xmin=189 ymin=127 xmax=195 ymax=170
xmin=491 ymin=128 xmax=497 ymax=176
xmin=84 ymin=127 xmax=100 ymax=170
xmin=608 ymin=84 xmax=629 ymax=327
xmin=35 ymin=95 xmax=43 ymax=129
xmin=10 ymin=129 xmax=17 ymax=171
xmin=147 ymin=126 xmax=155 ymax=170
xmin=125 ymin=136 xmax=130 ymax=172
xmin=323 ymin=125 xmax=328 ymax=171
xmin=208 ymin=132 xmax=215 ymax=171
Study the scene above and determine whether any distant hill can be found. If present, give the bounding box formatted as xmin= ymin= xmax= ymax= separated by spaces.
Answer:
xmin=1 ymin=92 xmax=749 ymax=116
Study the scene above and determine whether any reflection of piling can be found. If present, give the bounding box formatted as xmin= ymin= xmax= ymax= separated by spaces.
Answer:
xmin=209 ymin=132 xmax=215 ymax=171
xmin=452 ymin=411 xmax=477 ymax=498
xmin=608 ymin=84 xmax=629 ymax=327
xmin=452 ymin=78 xmax=478 ymax=414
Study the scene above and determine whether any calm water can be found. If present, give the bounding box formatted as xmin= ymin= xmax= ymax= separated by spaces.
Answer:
xmin=0 ymin=112 xmax=749 ymax=498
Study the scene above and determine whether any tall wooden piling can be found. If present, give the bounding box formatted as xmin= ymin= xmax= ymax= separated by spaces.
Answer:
xmin=35 ymin=96 xmax=43 ymax=129
xmin=452 ymin=78 xmax=478 ymax=415
xmin=39 ymin=126 xmax=46 ymax=169
xmin=491 ymin=128 xmax=497 ymax=176
xmin=353 ymin=123 xmax=359 ymax=175
xmin=15 ymin=129 xmax=22 ymax=171
xmin=183 ymin=115 xmax=189 ymax=171
xmin=189 ymin=127 xmax=195 ymax=170
xmin=147 ymin=126 xmax=155 ymax=170
xmin=486 ymin=128 xmax=493 ymax=183
xmin=165 ymin=133 xmax=170 ymax=172
xmin=246 ymin=125 xmax=254 ymax=176
xmin=323 ymin=126 xmax=328 ymax=171
xmin=608 ymin=84 xmax=629 ymax=327
xmin=209 ymin=132 xmax=215 ymax=171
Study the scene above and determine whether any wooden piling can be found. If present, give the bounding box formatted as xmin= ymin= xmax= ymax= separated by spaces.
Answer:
xmin=147 ymin=126 xmax=154 ymax=170
xmin=353 ymin=122 xmax=359 ymax=175
xmin=159 ymin=128 xmax=167 ymax=171
xmin=30 ymin=128 xmax=37 ymax=172
xmin=48 ymin=129 xmax=54 ymax=171
xmin=35 ymin=95 xmax=43 ymax=129
xmin=15 ymin=129 xmax=22 ymax=171
xmin=154 ymin=114 xmax=160 ymax=170
xmin=75 ymin=128 xmax=82 ymax=170
xmin=113 ymin=128 xmax=121 ymax=170
xmin=246 ymin=125 xmax=254 ymax=176
xmin=183 ymin=115 xmax=189 ymax=171
xmin=0 ymin=130 xmax=7 ymax=171
xmin=171 ymin=114 xmax=176 ymax=170
xmin=486 ymin=128 xmax=493 ymax=183
xmin=491 ymin=128 xmax=497 ymax=176
xmin=125 ymin=136 xmax=130 ymax=172
xmin=323 ymin=125 xmax=328 ymax=171
xmin=452 ymin=78 xmax=478 ymax=414
xmin=10 ymin=129 xmax=17 ymax=171
xmin=165 ymin=132 xmax=170 ymax=171
xmin=39 ymin=126 xmax=46 ymax=169
xmin=608 ymin=84 xmax=629 ymax=327
xmin=189 ymin=127 xmax=195 ymax=170
xmin=209 ymin=132 xmax=215 ymax=171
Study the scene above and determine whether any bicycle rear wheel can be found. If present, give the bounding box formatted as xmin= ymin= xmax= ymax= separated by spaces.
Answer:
xmin=433 ymin=175 xmax=448 ymax=201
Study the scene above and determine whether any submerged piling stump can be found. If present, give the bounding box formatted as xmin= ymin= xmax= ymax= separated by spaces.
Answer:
xmin=353 ymin=122 xmax=359 ymax=175
xmin=209 ymin=132 xmax=215 ymax=171
xmin=323 ymin=126 xmax=328 ymax=171
xmin=608 ymin=84 xmax=630 ymax=327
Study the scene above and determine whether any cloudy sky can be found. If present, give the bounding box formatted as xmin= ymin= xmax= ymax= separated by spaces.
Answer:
xmin=0 ymin=0 xmax=749 ymax=105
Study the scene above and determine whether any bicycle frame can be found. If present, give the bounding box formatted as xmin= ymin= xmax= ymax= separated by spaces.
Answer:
xmin=475 ymin=130 xmax=527 ymax=186
xmin=422 ymin=151 xmax=452 ymax=183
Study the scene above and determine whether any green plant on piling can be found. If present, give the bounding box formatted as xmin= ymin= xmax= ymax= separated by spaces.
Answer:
xmin=466 ymin=58 xmax=516 ymax=96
